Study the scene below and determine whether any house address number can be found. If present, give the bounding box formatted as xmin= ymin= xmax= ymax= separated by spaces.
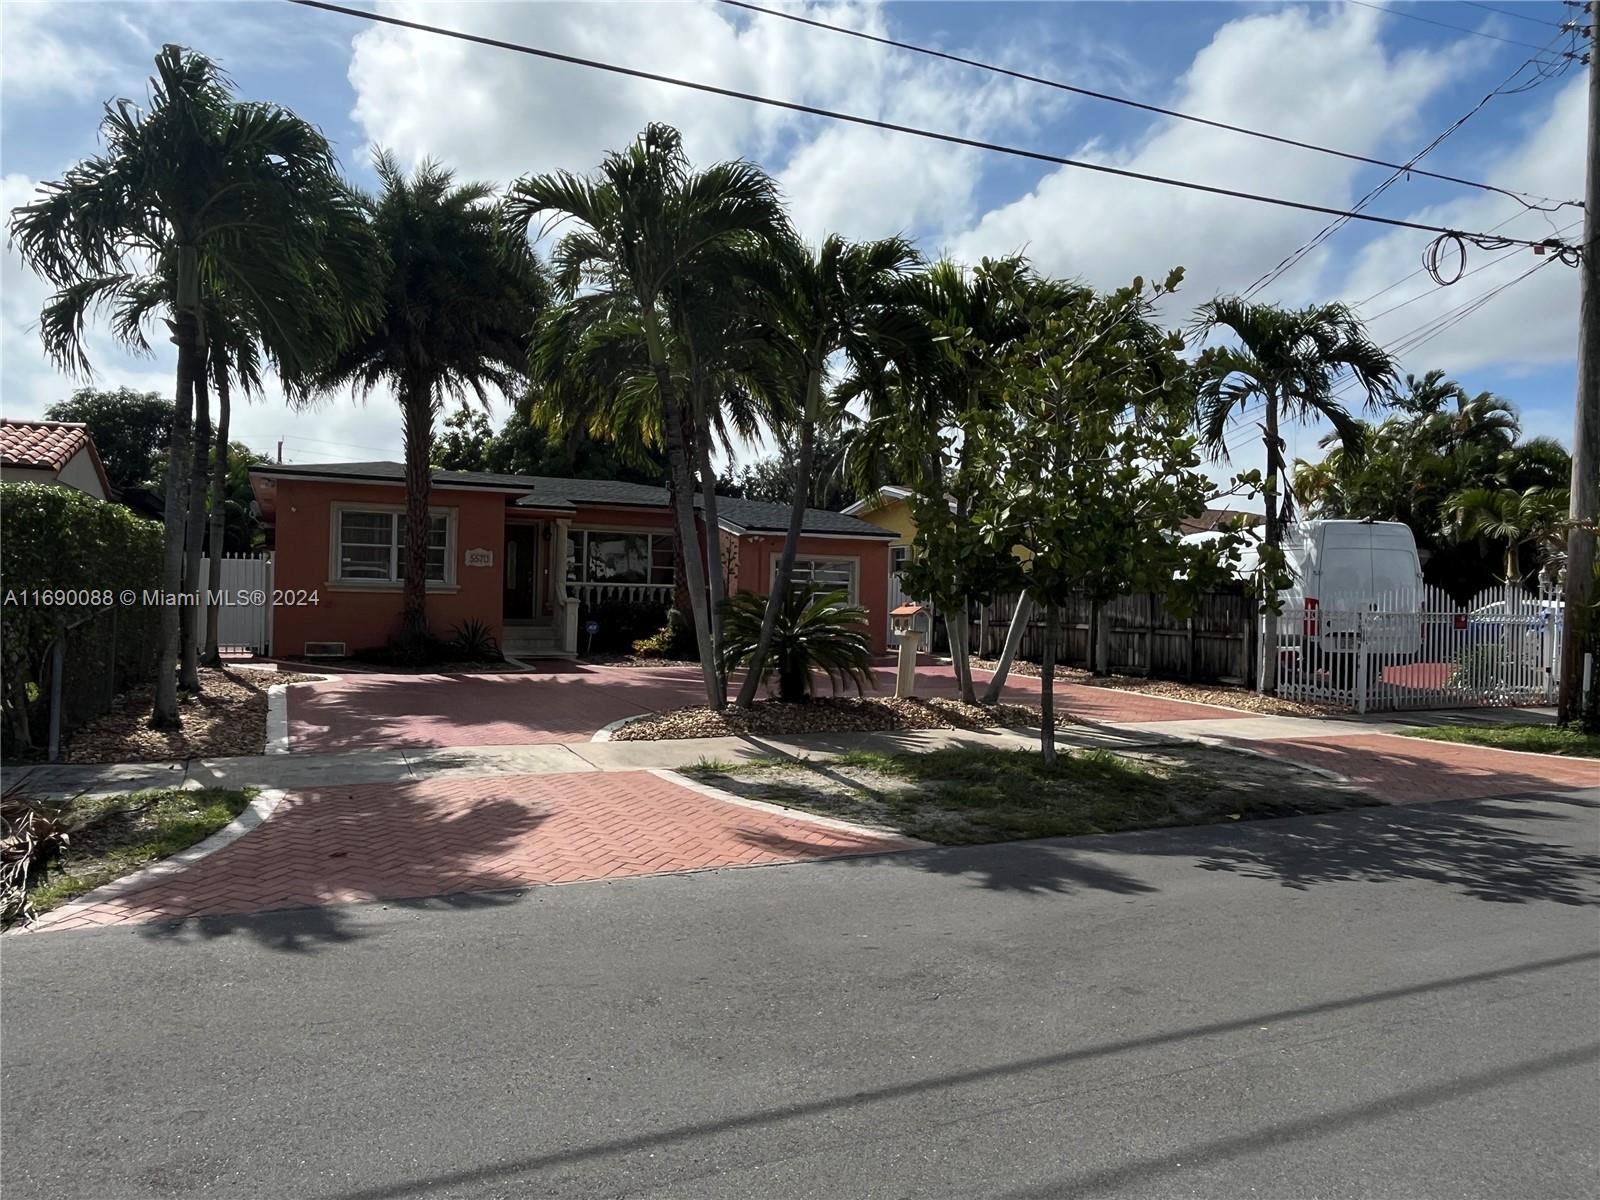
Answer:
xmin=464 ymin=548 xmax=495 ymax=568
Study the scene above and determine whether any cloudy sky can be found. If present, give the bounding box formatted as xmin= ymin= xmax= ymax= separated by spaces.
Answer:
xmin=1 ymin=0 xmax=1586 ymax=476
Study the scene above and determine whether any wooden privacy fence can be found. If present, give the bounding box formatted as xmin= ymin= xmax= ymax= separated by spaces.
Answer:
xmin=966 ymin=589 xmax=1257 ymax=684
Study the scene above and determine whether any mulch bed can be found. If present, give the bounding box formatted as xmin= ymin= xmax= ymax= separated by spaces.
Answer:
xmin=611 ymin=696 xmax=1043 ymax=741
xmin=969 ymin=658 xmax=1339 ymax=718
xmin=579 ymin=654 xmax=702 ymax=669
xmin=62 ymin=667 xmax=326 ymax=764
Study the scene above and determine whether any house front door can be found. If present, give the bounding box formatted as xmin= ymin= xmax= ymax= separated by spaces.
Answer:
xmin=503 ymin=524 xmax=545 ymax=620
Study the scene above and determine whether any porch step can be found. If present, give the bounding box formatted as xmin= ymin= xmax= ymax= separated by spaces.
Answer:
xmin=502 ymin=626 xmax=571 ymax=661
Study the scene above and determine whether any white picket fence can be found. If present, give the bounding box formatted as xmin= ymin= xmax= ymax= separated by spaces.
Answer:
xmin=194 ymin=552 xmax=273 ymax=655
xmin=1276 ymin=582 xmax=1562 ymax=713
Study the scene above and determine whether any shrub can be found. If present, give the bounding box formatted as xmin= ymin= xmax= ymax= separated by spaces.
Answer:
xmin=355 ymin=630 xmax=458 ymax=669
xmin=1448 ymin=643 xmax=1512 ymax=690
xmin=722 ymin=587 xmax=874 ymax=703
xmin=449 ymin=618 xmax=501 ymax=662
xmin=579 ymin=595 xmax=672 ymax=654
xmin=1 ymin=483 xmax=163 ymax=751
xmin=632 ymin=608 xmax=697 ymax=660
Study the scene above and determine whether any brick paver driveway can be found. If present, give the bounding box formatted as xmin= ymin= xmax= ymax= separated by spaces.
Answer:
xmin=288 ymin=662 xmax=1253 ymax=752
xmin=30 ymin=771 xmax=920 ymax=932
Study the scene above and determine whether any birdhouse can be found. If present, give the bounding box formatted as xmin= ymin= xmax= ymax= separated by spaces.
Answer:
xmin=890 ymin=602 xmax=926 ymax=637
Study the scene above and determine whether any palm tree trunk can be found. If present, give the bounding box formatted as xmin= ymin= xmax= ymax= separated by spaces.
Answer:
xmin=981 ymin=593 xmax=1034 ymax=704
xmin=400 ymin=380 xmax=433 ymax=644
xmin=202 ymin=354 xmax=231 ymax=667
xmin=179 ymin=356 xmax=211 ymax=692
xmin=641 ymin=307 xmax=720 ymax=707
xmin=736 ymin=412 xmax=816 ymax=710
xmin=1039 ymin=600 xmax=1058 ymax=766
xmin=151 ymin=269 xmax=199 ymax=730
xmin=1258 ymin=391 xmax=1282 ymax=695
xmin=693 ymin=384 xmax=728 ymax=706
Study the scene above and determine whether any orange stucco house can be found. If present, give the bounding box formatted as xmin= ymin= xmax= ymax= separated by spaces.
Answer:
xmin=249 ymin=462 xmax=896 ymax=659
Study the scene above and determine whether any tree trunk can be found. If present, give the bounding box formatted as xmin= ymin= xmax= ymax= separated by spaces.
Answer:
xmin=179 ymin=357 xmax=211 ymax=693
xmin=400 ymin=381 xmax=434 ymax=644
xmin=982 ymin=594 xmax=1034 ymax=704
xmin=151 ymin=275 xmax=199 ymax=730
xmin=692 ymin=382 xmax=728 ymax=707
xmin=1040 ymin=600 xmax=1058 ymax=765
xmin=202 ymin=355 xmax=231 ymax=667
xmin=736 ymin=415 xmax=816 ymax=709
xmin=1258 ymin=391 xmax=1282 ymax=695
xmin=948 ymin=605 xmax=977 ymax=702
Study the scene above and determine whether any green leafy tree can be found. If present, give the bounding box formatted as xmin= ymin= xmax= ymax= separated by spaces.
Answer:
xmin=9 ymin=45 xmax=378 ymax=726
xmin=314 ymin=153 xmax=546 ymax=645
xmin=44 ymin=387 xmax=172 ymax=490
xmin=1190 ymin=298 xmax=1397 ymax=693
xmin=508 ymin=124 xmax=789 ymax=709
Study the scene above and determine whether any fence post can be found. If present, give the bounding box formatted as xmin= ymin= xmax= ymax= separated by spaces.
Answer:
xmin=1185 ymin=614 xmax=1196 ymax=681
xmin=1354 ymin=618 xmax=1369 ymax=715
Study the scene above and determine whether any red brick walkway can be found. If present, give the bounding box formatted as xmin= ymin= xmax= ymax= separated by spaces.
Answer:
xmin=1236 ymin=733 xmax=1599 ymax=804
xmin=287 ymin=663 xmax=1254 ymax=752
xmin=29 ymin=772 xmax=919 ymax=932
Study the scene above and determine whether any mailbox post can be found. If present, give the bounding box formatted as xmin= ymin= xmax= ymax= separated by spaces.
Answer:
xmin=890 ymin=603 xmax=927 ymax=698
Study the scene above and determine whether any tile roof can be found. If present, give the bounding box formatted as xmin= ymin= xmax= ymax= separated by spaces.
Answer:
xmin=250 ymin=461 xmax=895 ymax=538
xmin=1179 ymin=508 xmax=1263 ymax=537
xmin=0 ymin=419 xmax=94 ymax=472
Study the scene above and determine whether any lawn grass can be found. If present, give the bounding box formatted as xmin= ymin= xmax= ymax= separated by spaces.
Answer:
xmin=23 ymin=788 xmax=255 ymax=916
xmin=1394 ymin=724 xmax=1600 ymax=759
xmin=686 ymin=745 xmax=1370 ymax=846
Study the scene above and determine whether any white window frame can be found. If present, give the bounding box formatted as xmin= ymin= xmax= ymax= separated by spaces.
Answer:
xmin=328 ymin=502 xmax=458 ymax=591
xmin=773 ymin=555 xmax=860 ymax=605
xmin=566 ymin=528 xmax=676 ymax=586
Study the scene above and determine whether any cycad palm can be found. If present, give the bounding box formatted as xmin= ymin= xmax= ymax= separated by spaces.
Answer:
xmin=507 ymin=124 xmax=790 ymax=708
xmin=313 ymin=152 xmax=546 ymax=645
xmin=1190 ymin=298 xmax=1397 ymax=692
xmin=8 ymin=44 xmax=378 ymax=726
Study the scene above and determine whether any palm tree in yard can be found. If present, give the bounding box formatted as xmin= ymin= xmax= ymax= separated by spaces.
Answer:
xmin=506 ymin=124 xmax=790 ymax=709
xmin=731 ymin=233 xmax=922 ymax=709
xmin=1190 ymin=298 xmax=1398 ymax=693
xmin=314 ymin=152 xmax=547 ymax=649
xmin=9 ymin=45 xmax=378 ymax=727
xmin=1448 ymin=485 xmax=1571 ymax=584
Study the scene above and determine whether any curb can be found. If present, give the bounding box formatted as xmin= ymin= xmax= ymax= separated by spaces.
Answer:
xmin=592 ymin=713 xmax=651 ymax=743
xmin=24 ymin=787 xmax=288 ymax=930
xmin=651 ymin=768 xmax=933 ymax=846
xmin=265 ymin=685 xmax=291 ymax=754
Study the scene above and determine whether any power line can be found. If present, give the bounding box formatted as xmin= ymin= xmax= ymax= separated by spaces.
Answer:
xmin=719 ymin=0 xmax=1574 ymax=208
xmin=1343 ymin=0 xmax=1576 ymax=52
xmin=1459 ymin=1 xmax=1575 ymax=29
xmin=287 ymin=0 xmax=1581 ymax=258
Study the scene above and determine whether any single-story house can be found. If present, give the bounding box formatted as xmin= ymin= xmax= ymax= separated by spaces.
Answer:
xmin=0 ymin=419 xmax=113 ymax=501
xmin=249 ymin=461 xmax=897 ymax=659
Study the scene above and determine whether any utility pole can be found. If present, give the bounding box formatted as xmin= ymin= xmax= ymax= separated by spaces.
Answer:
xmin=1559 ymin=1 xmax=1600 ymax=726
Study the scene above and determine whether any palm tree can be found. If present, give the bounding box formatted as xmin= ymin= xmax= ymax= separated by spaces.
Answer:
xmin=1448 ymin=485 xmax=1570 ymax=584
xmin=731 ymin=233 xmax=921 ymax=709
xmin=1190 ymin=298 xmax=1398 ymax=693
xmin=8 ymin=45 xmax=378 ymax=727
xmin=507 ymin=124 xmax=790 ymax=708
xmin=314 ymin=152 xmax=546 ymax=646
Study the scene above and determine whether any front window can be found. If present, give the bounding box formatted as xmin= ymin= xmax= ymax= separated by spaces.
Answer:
xmin=566 ymin=530 xmax=676 ymax=585
xmin=780 ymin=557 xmax=858 ymax=604
xmin=335 ymin=509 xmax=450 ymax=584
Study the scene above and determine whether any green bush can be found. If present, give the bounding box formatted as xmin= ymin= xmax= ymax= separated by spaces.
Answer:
xmin=722 ymin=587 xmax=874 ymax=703
xmin=1448 ymin=643 xmax=1511 ymax=690
xmin=449 ymin=617 xmax=502 ymax=662
xmin=632 ymin=608 xmax=697 ymax=660
xmin=1 ymin=483 xmax=163 ymax=750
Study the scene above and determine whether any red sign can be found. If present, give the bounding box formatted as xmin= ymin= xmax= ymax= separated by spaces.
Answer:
xmin=1453 ymin=613 xmax=1468 ymax=631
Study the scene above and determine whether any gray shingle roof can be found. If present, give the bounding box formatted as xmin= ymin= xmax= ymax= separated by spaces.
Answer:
xmin=251 ymin=461 xmax=894 ymax=538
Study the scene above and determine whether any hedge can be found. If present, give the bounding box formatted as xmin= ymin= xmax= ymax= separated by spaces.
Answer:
xmin=1 ymin=482 xmax=163 ymax=748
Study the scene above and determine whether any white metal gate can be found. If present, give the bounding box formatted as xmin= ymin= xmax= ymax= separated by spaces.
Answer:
xmin=1277 ymin=582 xmax=1562 ymax=713
xmin=194 ymin=552 xmax=273 ymax=655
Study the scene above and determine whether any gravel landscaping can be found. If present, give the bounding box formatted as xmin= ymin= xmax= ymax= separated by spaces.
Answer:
xmin=61 ymin=667 xmax=325 ymax=763
xmin=685 ymin=744 xmax=1376 ymax=846
xmin=969 ymin=657 xmax=1338 ymax=717
xmin=612 ymin=696 xmax=1042 ymax=740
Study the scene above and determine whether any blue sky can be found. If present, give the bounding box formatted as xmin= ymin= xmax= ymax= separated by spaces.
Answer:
xmin=1 ymin=1 xmax=1586 ymax=478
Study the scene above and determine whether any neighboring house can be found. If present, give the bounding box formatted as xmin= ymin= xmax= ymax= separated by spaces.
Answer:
xmin=0 ymin=419 xmax=113 ymax=501
xmin=843 ymin=486 xmax=918 ymax=606
xmin=1178 ymin=508 xmax=1264 ymax=537
xmin=250 ymin=462 xmax=897 ymax=659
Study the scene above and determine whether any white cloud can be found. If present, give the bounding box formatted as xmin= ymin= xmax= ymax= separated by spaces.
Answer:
xmin=0 ymin=2 xmax=150 ymax=103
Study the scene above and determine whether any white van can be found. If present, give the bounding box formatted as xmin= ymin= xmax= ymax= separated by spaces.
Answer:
xmin=1188 ymin=519 xmax=1424 ymax=655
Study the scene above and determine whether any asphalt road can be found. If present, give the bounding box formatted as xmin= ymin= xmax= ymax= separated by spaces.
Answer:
xmin=4 ymin=792 xmax=1598 ymax=1200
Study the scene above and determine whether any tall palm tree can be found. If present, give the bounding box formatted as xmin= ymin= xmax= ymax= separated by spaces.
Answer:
xmin=1448 ymin=485 xmax=1570 ymax=584
xmin=1190 ymin=298 xmax=1398 ymax=693
xmin=9 ymin=44 xmax=378 ymax=727
xmin=507 ymin=124 xmax=790 ymax=708
xmin=732 ymin=233 xmax=921 ymax=709
xmin=314 ymin=152 xmax=546 ymax=646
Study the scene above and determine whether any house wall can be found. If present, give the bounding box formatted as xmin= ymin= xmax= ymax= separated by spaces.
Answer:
xmin=270 ymin=478 xmax=510 ymax=655
xmin=728 ymin=534 xmax=892 ymax=654
xmin=0 ymin=454 xmax=107 ymax=500
xmin=855 ymin=497 xmax=917 ymax=546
